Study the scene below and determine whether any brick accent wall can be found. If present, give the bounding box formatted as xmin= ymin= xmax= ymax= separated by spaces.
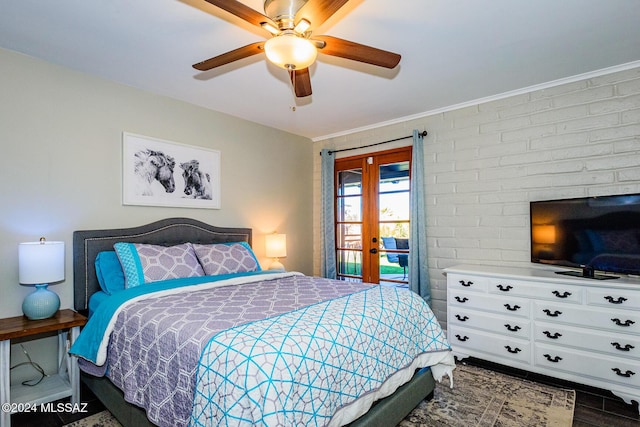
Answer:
xmin=314 ymin=66 xmax=640 ymax=328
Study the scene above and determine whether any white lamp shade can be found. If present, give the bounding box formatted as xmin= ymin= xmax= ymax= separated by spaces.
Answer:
xmin=19 ymin=241 xmax=65 ymax=284
xmin=265 ymin=233 xmax=287 ymax=258
xmin=264 ymin=34 xmax=317 ymax=70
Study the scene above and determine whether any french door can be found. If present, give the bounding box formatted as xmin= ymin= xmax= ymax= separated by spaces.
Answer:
xmin=335 ymin=147 xmax=411 ymax=285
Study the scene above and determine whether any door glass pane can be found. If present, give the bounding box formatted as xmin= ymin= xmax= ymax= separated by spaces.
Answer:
xmin=337 ymin=167 xmax=363 ymax=282
xmin=337 ymin=195 xmax=361 ymax=222
xmin=338 ymin=169 xmax=362 ymax=196
xmin=379 ymin=161 xmax=410 ymax=286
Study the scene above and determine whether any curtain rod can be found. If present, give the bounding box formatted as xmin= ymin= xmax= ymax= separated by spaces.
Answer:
xmin=320 ymin=131 xmax=427 ymax=155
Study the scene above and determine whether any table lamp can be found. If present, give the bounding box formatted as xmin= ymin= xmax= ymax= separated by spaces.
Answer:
xmin=19 ymin=238 xmax=65 ymax=320
xmin=265 ymin=233 xmax=287 ymax=271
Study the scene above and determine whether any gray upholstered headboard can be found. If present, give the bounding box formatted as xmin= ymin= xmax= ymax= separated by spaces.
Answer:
xmin=73 ymin=217 xmax=252 ymax=313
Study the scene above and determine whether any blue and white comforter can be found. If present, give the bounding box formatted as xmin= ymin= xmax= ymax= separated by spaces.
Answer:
xmin=71 ymin=272 xmax=454 ymax=427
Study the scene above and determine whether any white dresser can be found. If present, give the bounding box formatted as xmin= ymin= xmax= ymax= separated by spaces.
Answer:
xmin=445 ymin=264 xmax=640 ymax=407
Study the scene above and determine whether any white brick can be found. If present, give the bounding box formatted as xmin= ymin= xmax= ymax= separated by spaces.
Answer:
xmin=585 ymin=154 xmax=640 ymax=171
xmin=526 ymin=160 xmax=584 ymax=176
xmin=478 ymin=141 xmax=528 ymax=158
xmin=530 ymin=132 xmax=589 ymax=150
xmin=500 ymin=149 xmax=553 ymax=166
xmin=618 ymin=168 xmax=640 ymax=182
xmin=551 ymin=143 xmax=613 ymax=161
xmin=480 ymin=116 xmax=531 ymax=134
xmin=617 ymin=78 xmax=640 ymax=96
xmin=558 ymin=113 xmax=619 ymax=133
xmin=550 ymin=172 xmax=615 ymax=187
xmin=497 ymin=98 xmax=553 ymax=119
xmin=622 ymin=108 xmax=640 ymax=124
xmin=614 ymin=138 xmax=640 ymax=153
xmin=553 ymin=85 xmax=615 ymax=107
xmin=590 ymin=124 xmax=640 ymax=142
xmin=530 ymin=105 xmax=588 ymax=125
xmin=589 ymin=94 xmax=640 ymax=115
xmin=501 ymin=124 xmax=556 ymax=142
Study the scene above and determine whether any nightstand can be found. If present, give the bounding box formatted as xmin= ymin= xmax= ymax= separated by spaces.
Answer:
xmin=0 ymin=309 xmax=87 ymax=427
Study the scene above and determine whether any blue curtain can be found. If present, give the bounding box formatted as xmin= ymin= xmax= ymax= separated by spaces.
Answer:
xmin=321 ymin=149 xmax=337 ymax=279
xmin=409 ymin=130 xmax=431 ymax=304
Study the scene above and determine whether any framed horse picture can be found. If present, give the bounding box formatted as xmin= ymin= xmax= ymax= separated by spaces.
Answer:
xmin=122 ymin=132 xmax=221 ymax=209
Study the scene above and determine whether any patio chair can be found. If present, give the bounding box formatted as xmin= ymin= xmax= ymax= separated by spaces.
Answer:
xmin=381 ymin=237 xmax=409 ymax=279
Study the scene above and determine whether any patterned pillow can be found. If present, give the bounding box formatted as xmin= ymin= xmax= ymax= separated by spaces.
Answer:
xmin=114 ymin=242 xmax=204 ymax=288
xmin=192 ymin=242 xmax=261 ymax=276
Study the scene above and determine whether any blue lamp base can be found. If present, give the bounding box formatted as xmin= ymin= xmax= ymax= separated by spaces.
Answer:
xmin=22 ymin=284 xmax=60 ymax=320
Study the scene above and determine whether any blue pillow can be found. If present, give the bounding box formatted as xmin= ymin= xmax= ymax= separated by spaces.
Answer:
xmin=95 ymin=251 xmax=126 ymax=295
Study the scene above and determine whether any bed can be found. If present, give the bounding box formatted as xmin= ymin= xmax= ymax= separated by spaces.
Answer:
xmin=71 ymin=217 xmax=454 ymax=427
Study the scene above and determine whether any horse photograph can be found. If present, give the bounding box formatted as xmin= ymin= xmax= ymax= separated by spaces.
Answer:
xmin=122 ymin=132 xmax=220 ymax=209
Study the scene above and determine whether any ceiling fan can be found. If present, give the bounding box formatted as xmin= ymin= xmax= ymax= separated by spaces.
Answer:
xmin=193 ymin=0 xmax=401 ymax=97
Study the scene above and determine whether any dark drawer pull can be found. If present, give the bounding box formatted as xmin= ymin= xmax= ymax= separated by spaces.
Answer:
xmin=455 ymin=296 xmax=469 ymax=303
xmin=505 ymin=346 xmax=521 ymax=354
xmin=459 ymin=280 xmax=473 ymax=287
xmin=504 ymin=324 xmax=521 ymax=332
xmin=604 ymin=296 xmax=627 ymax=304
xmin=455 ymin=315 xmax=469 ymax=322
xmin=496 ymin=284 xmax=513 ymax=292
xmin=504 ymin=304 xmax=521 ymax=311
xmin=543 ymin=309 xmax=562 ymax=317
xmin=611 ymin=342 xmax=635 ymax=352
xmin=612 ymin=368 xmax=635 ymax=378
xmin=552 ymin=290 xmax=572 ymax=298
xmin=543 ymin=331 xmax=562 ymax=339
xmin=611 ymin=318 xmax=635 ymax=327
xmin=455 ymin=334 xmax=469 ymax=342
xmin=543 ymin=354 xmax=562 ymax=363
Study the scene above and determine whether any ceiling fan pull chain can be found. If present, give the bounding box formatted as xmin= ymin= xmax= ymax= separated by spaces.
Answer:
xmin=288 ymin=70 xmax=297 ymax=110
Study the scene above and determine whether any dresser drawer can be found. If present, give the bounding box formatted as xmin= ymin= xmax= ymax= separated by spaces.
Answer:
xmin=447 ymin=274 xmax=488 ymax=292
xmin=534 ymin=301 xmax=640 ymax=335
xmin=449 ymin=306 xmax=530 ymax=338
xmin=450 ymin=290 xmax=529 ymax=318
xmin=535 ymin=344 xmax=640 ymax=389
xmin=449 ymin=325 xmax=530 ymax=364
xmin=534 ymin=322 xmax=640 ymax=360
xmin=488 ymin=278 xmax=583 ymax=304
xmin=587 ymin=288 xmax=640 ymax=311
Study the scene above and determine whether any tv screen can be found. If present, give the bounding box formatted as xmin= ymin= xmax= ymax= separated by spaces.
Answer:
xmin=530 ymin=193 xmax=640 ymax=279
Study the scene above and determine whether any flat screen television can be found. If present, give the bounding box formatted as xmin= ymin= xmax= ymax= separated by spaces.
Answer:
xmin=530 ymin=193 xmax=640 ymax=279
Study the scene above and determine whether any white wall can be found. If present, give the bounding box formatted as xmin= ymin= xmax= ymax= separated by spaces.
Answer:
xmin=0 ymin=47 xmax=312 ymax=383
xmin=314 ymin=66 xmax=640 ymax=329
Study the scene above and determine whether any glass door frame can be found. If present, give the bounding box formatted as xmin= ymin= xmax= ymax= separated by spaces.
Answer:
xmin=334 ymin=146 xmax=412 ymax=284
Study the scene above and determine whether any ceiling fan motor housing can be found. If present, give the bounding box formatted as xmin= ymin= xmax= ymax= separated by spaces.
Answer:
xmin=264 ymin=0 xmax=308 ymax=29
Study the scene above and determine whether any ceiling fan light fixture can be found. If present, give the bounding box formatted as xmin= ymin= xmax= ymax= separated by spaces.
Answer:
xmin=293 ymin=18 xmax=311 ymax=34
xmin=260 ymin=21 xmax=280 ymax=35
xmin=264 ymin=33 xmax=317 ymax=70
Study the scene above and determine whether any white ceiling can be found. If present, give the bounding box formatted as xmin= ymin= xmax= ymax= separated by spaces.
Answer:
xmin=1 ymin=0 xmax=639 ymax=140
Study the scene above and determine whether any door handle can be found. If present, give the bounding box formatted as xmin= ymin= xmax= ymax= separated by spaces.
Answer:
xmin=369 ymin=248 xmax=378 ymax=254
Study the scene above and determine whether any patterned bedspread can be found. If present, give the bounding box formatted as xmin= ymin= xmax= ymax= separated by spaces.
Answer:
xmin=71 ymin=272 xmax=454 ymax=427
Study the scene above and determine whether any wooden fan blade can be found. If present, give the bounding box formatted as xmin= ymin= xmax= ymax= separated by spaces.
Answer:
xmin=193 ymin=42 xmax=265 ymax=71
xmin=295 ymin=0 xmax=350 ymax=30
xmin=314 ymin=35 xmax=401 ymax=68
xmin=289 ymin=68 xmax=312 ymax=97
xmin=203 ymin=0 xmax=276 ymax=28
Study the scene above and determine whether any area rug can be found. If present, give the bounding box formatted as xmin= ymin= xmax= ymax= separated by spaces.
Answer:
xmin=64 ymin=363 xmax=575 ymax=427
xmin=63 ymin=410 xmax=122 ymax=427
xmin=399 ymin=363 xmax=576 ymax=426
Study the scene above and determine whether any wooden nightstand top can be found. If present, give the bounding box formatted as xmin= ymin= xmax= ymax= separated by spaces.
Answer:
xmin=0 ymin=309 xmax=87 ymax=341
